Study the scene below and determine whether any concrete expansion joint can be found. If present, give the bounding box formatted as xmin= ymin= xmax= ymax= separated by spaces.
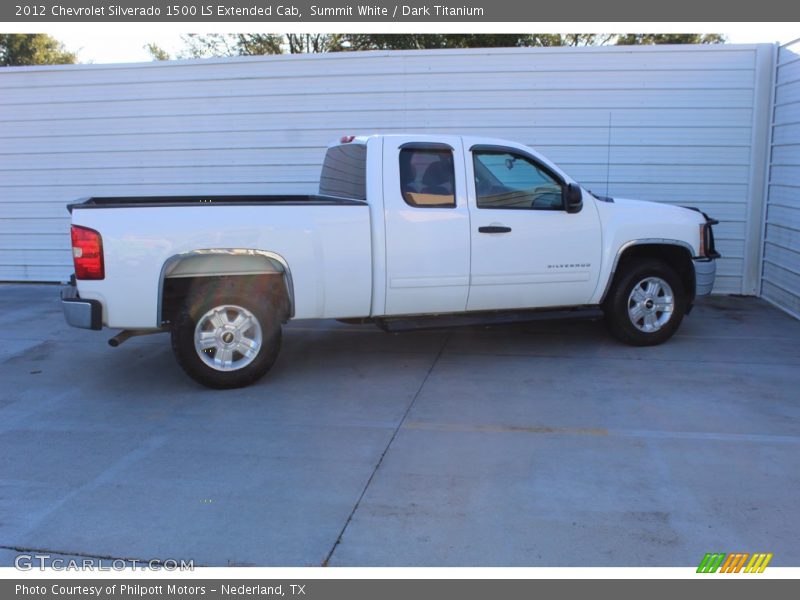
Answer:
xmin=321 ymin=333 xmax=451 ymax=566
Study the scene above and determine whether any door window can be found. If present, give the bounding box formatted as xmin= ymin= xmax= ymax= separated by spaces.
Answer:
xmin=400 ymin=148 xmax=456 ymax=208
xmin=473 ymin=151 xmax=563 ymax=210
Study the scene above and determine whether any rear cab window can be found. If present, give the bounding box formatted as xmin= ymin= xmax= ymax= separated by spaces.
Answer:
xmin=319 ymin=143 xmax=367 ymax=200
xmin=399 ymin=147 xmax=456 ymax=208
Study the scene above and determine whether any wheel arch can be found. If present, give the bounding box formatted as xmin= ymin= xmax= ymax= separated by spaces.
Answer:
xmin=600 ymin=240 xmax=695 ymax=305
xmin=157 ymin=249 xmax=295 ymax=326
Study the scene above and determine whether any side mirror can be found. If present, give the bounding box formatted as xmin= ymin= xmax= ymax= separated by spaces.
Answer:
xmin=563 ymin=184 xmax=583 ymax=214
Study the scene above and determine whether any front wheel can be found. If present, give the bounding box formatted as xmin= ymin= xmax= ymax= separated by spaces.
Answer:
xmin=170 ymin=281 xmax=282 ymax=388
xmin=603 ymin=258 xmax=686 ymax=346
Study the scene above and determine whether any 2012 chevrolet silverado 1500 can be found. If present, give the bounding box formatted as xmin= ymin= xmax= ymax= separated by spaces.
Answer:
xmin=61 ymin=134 xmax=719 ymax=388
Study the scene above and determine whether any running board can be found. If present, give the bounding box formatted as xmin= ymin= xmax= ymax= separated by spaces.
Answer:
xmin=375 ymin=307 xmax=604 ymax=333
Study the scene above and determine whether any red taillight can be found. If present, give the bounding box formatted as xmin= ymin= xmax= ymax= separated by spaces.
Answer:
xmin=340 ymin=135 xmax=355 ymax=143
xmin=71 ymin=225 xmax=104 ymax=280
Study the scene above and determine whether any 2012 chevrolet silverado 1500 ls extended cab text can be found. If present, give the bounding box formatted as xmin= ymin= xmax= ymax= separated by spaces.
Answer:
xmin=61 ymin=134 xmax=719 ymax=388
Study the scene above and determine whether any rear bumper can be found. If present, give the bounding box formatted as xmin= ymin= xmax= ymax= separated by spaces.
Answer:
xmin=61 ymin=283 xmax=102 ymax=330
xmin=694 ymin=259 xmax=717 ymax=296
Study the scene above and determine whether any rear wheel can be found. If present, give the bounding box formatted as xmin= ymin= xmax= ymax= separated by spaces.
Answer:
xmin=604 ymin=258 xmax=686 ymax=346
xmin=170 ymin=281 xmax=282 ymax=388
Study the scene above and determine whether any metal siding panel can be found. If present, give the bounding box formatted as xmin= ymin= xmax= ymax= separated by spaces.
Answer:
xmin=716 ymin=258 xmax=746 ymax=277
xmin=0 ymin=148 xmax=324 ymax=171
xmin=761 ymin=281 xmax=800 ymax=317
xmin=2 ymin=89 xmax=757 ymax=123
xmin=580 ymin=182 xmax=748 ymax=203
xmin=0 ymin=218 xmax=70 ymax=234
xmin=0 ymin=249 xmax=70 ymax=267
xmin=771 ymin=144 xmax=800 ymax=165
xmin=0 ymin=232 xmax=70 ymax=250
xmin=762 ymin=261 xmax=800 ymax=295
xmin=773 ymin=101 xmax=800 ymax=124
xmin=0 ymin=165 xmax=321 ymax=186
xmin=776 ymin=57 xmax=800 ymax=86
xmin=0 ymin=202 xmax=74 ymax=217
xmin=766 ymin=204 xmax=800 ymax=225
xmin=0 ymin=126 xmax=755 ymax=154
xmin=711 ymin=276 xmax=743 ymax=294
xmin=766 ymin=184 xmax=800 ymax=208
xmin=0 ymin=265 xmax=73 ymax=281
xmin=777 ymin=41 xmax=800 ymax=67
xmin=773 ymin=123 xmax=800 ymax=146
xmin=590 ymin=164 xmax=750 ymax=184
xmin=762 ymin=41 xmax=800 ymax=317
xmin=0 ymin=108 xmax=755 ymax=139
xmin=771 ymin=165 xmax=800 ymax=187
xmin=765 ymin=222 xmax=800 ymax=250
xmin=0 ymin=45 xmax=763 ymax=287
xmin=764 ymin=242 xmax=800 ymax=272
xmin=775 ymin=82 xmax=800 ymax=106
xmin=713 ymin=239 xmax=746 ymax=259
xmin=606 ymin=145 xmax=750 ymax=165
xmin=0 ymin=182 xmax=320 ymax=202
xmin=0 ymin=69 xmax=759 ymax=105
xmin=0 ymin=46 xmax=761 ymax=88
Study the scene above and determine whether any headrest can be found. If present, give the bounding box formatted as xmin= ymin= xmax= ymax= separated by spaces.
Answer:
xmin=421 ymin=161 xmax=450 ymax=186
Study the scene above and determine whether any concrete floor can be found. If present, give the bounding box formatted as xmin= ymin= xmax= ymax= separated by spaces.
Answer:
xmin=0 ymin=284 xmax=798 ymax=567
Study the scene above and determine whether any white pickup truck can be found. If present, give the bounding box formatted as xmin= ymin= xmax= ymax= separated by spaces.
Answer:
xmin=62 ymin=134 xmax=719 ymax=388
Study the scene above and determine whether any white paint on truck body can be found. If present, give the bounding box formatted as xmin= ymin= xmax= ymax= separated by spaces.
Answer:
xmin=71 ymin=134 xmax=709 ymax=329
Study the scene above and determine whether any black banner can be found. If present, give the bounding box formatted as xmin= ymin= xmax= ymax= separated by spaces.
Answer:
xmin=4 ymin=580 xmax=800 ymax=600
xmin=3 ymin=0 xmax=800 ymax=22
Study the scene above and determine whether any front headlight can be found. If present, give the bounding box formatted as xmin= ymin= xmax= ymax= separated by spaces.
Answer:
xmin=698 ymin=220 xmax=720 ymax=259
xmin=699 ymin=223 xmax=707 ymax=257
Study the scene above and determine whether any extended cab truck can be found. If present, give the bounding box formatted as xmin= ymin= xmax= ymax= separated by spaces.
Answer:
xmin=61 ymin=134 xmax=719 ymax=388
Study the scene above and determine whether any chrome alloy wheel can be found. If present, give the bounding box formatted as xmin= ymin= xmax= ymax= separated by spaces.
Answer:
xmin=194 ymin=304 xmax=263 ymax=371
xmin=627 ymin=277 xmax=675 ymax=333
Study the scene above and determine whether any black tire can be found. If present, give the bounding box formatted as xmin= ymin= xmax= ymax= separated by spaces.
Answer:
xmin=170 ymin=278 xmax=282 ymax=389
xmin=603 ymin=258 xmax=686 ymax=346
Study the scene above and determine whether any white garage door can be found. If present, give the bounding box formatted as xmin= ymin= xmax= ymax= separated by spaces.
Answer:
xmin=0 ymin=44 xmax=775 ymax=291
xmin=762 ymin=38 xmax=800 ymax=318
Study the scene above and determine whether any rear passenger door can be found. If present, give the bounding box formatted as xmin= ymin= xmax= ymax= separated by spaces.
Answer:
xmin=383 ymin=137 xmax=471 ymax=316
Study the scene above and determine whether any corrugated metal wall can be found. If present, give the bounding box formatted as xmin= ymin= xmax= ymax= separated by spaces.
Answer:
xmin=762 ymin=38 xmax=800 ymax=318
xmin=0 ymin=44 xmax=774 ymax=292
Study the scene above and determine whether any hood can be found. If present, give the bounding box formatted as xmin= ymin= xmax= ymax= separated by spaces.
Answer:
xmin=598 ymin=196 xmax=708 ymax=226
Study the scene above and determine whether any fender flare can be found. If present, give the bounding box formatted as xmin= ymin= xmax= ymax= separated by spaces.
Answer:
xmin=598 ymin=238 xmax=695 ymax=303
xmin=157 ymin=249 xmax=295 ymax=324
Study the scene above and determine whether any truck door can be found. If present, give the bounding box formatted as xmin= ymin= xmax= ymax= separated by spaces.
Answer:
xmin=383 ymin=137 xmax=471 ymax=315
xmin=466 ymin=144 xmax=602 ymax=311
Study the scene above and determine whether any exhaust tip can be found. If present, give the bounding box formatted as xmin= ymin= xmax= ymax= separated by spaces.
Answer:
xmin=107 ymin=329 xmax=163 ymax=347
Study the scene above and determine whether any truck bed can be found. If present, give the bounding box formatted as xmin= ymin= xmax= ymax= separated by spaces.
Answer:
xmin=70 ymin=196 xmax=374 ymax=327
